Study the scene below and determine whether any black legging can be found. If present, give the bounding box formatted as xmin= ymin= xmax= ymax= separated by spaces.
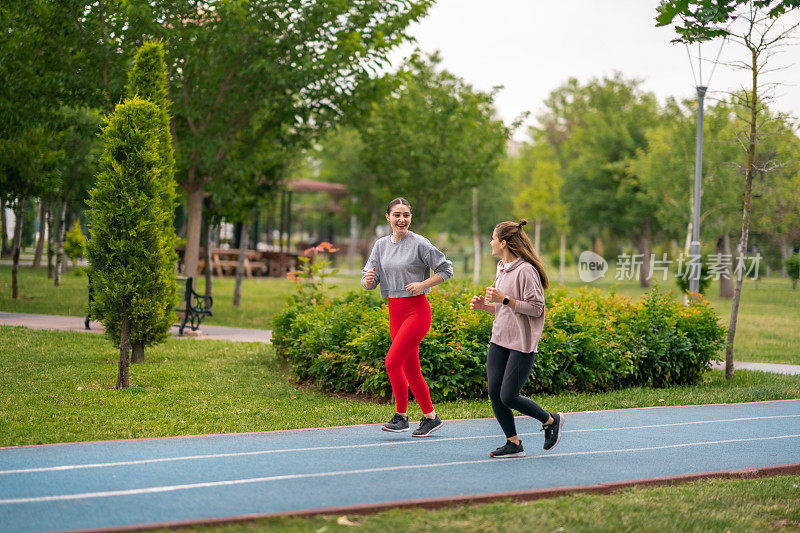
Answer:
xmin=487 ymin=342 xmax=549 ymax=438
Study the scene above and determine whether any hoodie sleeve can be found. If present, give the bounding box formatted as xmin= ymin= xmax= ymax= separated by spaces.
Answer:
xmin=361 ymin=240 xmax=381 ymax=290
xmin=513 ymin=265 xmax=545 ymax=317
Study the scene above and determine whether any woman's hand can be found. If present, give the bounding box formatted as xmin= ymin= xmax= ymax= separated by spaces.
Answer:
xmin=469 ymin=294 xmax=492 ymax=312
xmin=363 ymin=267 xmax=376 ymax=290
xmin=405 ymin=281 xmax=427 ymax=296
xmin=484 ymin=286 xmax=506 ymax=304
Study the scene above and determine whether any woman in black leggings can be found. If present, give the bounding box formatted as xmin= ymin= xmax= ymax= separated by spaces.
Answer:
xmin=470 ymin=220 xmax=563 ymax=457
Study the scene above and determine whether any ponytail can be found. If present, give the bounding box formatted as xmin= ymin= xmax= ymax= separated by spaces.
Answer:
xmin=495 ymin=219 xmax=549 ymax=289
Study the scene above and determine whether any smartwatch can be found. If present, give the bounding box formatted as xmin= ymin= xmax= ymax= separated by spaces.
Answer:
xmin=502 ymin=297 xmax=510 ymax=306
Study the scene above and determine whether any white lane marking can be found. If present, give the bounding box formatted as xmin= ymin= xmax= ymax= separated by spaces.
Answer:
xmin=2 ymin=414 xmax=798 ymax=475
xmin=1 ymin=434 xmax=799 ymax=505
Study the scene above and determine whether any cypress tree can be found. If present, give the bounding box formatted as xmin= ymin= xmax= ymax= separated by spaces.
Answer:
xmin=113 ymin=41 xmax=178 ymax=364
xmin=87 ymin=97 xmax=176 ymax=389
xmin=125 ymin=41 xmax=175 ymax=191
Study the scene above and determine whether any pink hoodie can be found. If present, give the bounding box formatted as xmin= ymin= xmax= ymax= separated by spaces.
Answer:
xmin=490 ymin=258 xmax=546 ymax=354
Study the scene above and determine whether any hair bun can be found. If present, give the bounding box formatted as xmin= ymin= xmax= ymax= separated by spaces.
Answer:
xmin=518 ymin=219 xmax=528 ymax=228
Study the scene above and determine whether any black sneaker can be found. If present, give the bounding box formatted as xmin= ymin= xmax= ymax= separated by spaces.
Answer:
xmin=541 ymin=412 xmax=564 ymax=450
xmin=490 ymin=440 xmax=526 ymax=458
xmin=381 ymin=413 xmax=409 ymax=432
xmin=411 ymin=414 xmax=443 ymax=437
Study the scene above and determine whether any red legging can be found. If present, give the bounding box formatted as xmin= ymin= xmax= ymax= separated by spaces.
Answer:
xmin=386 ymin=294 xmax=434 ymax=414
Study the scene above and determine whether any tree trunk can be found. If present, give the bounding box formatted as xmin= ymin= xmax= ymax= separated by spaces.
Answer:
xmin=54 ymin=197 xmax=68 ymax=287
xmin=684 ymin=224 xmax=692 ymax=255
xmin=203 ymin=221 xmax=213 ymax=300
xmin=534 ymin=218 xmax=541 ymax=252
xmin=638 ymin=218 xmax=652 ymax=288
xmin=725 ymin=54 xmax=759 ymax=380
xmin=781 ymin=236 xmax=790 ymax=278
xmin=184 ymin=184 xmax=204 ymax=287
xmin=0 ymin=199 xmax=10 ymax=257
xmin=32 ymin=200 xmax=46 ymax=268
xmin=592 ymin=235 xmax=603 ymax=258
xmin=233 ymin=222 xmax=249 ymax=307
xmin=116 ymin=314 xmax=131 ymax=389
xmin=471 ymin=187 xmax=481 ymax=284
xmin=46 ymin=202 xmax=55 ymax=278
xmin=131 ymin=343 xmax=145 ymax=364
xmin=718 ymin=233 xmax=733 ymax=299
xmin=11 ymin=198 xmax=27 ymax=299
xmin=559 ymin=232 xmax=566 ymax=285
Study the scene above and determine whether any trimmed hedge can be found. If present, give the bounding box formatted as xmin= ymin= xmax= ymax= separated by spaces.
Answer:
xmin=271 ymin=281 xmax=726 ymax=401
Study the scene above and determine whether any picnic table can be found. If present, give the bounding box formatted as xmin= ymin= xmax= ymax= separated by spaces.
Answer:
xmin=177 ymin=247 xmax=305 ymax=278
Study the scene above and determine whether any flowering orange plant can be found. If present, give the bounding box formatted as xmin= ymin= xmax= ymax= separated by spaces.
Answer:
xmin=287 ymin=242 xmax=340 ymax=301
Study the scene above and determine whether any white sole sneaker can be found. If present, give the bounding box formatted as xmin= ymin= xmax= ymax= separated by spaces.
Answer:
xmin=547 ymin=412 xmax=564 ymax=450
xmin=411 ymin=419 xmax=443 ymax=437
xmin=381 ymin=426 xmax=410 ymax=432
xmin=490 ymin=451 xmax=526 ymax=458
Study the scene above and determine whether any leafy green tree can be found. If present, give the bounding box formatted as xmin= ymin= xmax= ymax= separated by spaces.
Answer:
xmin=786 ymin=253 xmax=800 ymax=289
xmin=4 ymin=1 xmax=434 ymax=284
xmin=630 ymin=99 xmax=744 ymax=297
xmin=656 ymin=0 xmax=800 ymax=41
xmin=87 ymin=97 xmax=176 ymax=389
xmin=126 ymin=0 xmax=435 ymax=282
xmin=52 ymin=106 xmax=103 ymax=287
xmin=507 ymin=138 xmax=568 ymax=282
xmin=358 ymin=53 xmax=512 ymax=279
xmin=426 ymin=153 xmax=516 ymax=281
xmin=0 ymin=126 xmax=61 ymax=298
xmin=657 ymin=0 xmax=800 ymax=378
xmin=748 ymin=115 xmax=800 ymax=278
xmin=538 ymin=75 xmax=661 ymax=287
xmin=63 ymin=221 xmax=87 ymax=266
xmin=312 ymin=126 xmax=384 ymax=251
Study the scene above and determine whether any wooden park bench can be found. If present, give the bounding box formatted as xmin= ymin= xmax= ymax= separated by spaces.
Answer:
xmin=85 ymin=276 xmax=213 ymax=336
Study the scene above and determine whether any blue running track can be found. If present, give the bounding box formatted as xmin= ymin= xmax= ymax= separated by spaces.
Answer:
xmin=1 ymin=399 xmax=799 ymax=532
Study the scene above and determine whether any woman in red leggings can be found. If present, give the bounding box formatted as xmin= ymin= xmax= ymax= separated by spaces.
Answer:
xmin=362 ymin=197 xmax=453 ymax=437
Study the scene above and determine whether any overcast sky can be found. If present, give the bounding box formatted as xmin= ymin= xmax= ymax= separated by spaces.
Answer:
xmin=387 ymin=0 xmax=800 ymax=141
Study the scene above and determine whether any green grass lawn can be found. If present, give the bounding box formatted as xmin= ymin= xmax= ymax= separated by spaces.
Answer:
xmin=2 ymin=264 xmax=797 ymax=363
xmin=146 ymin=475 xmax=800 ymax=532
xmin=2 ymin=325 xmax=799 ymax=447
xmin=1 ymin=325 xmax=798 ymax=532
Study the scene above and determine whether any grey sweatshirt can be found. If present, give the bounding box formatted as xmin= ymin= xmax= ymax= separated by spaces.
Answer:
xmin=361 ymin=231 xmax=454 ymax=298
xmin=490 ymin=258 xmax=546 ymax=354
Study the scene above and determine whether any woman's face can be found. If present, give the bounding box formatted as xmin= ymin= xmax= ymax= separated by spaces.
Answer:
xmin=386 ymin=203 xmax=412 ymax=236
xmin=489 ymin=228 xmax=505 ymax=258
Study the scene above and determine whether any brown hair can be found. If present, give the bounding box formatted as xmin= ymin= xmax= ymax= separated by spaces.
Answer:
xmin=495 ymin=219 xmax=549 ymax=289
xmin=386 ymin=197 xmax=412 ymax=214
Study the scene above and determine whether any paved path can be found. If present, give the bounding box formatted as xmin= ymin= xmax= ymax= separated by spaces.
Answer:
xmin=710 ymin=360 xmax=800 ymax=375
xmin=1 ymin=400 xmax=798 ymax=532
xmin=0 ymin=312 xmax=271 ymax=343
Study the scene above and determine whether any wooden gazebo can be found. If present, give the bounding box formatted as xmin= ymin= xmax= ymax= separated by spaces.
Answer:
xmin=276 ymin=179 xmax=349 ymax=271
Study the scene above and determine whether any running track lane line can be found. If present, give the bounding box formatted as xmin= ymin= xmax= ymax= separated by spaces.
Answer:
xmin=2 ymin=434 xmax=799 ymax=505
xmin=4 ymin=398 xmax=797 ymax=452
xmin=2 ymin=414 xmax=797 ymax=476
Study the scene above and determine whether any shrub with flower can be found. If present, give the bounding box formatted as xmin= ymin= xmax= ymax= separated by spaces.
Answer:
xmin=286 ymin=242 xmax=340 ymax=302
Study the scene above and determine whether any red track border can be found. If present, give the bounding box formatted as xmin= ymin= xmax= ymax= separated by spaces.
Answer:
xmin=67 ymin=462 xmax=800 ymax=533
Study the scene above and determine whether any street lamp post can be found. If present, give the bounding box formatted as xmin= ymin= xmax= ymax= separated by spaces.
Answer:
xmin=689 ymin=85 xmax=707 ymax=294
